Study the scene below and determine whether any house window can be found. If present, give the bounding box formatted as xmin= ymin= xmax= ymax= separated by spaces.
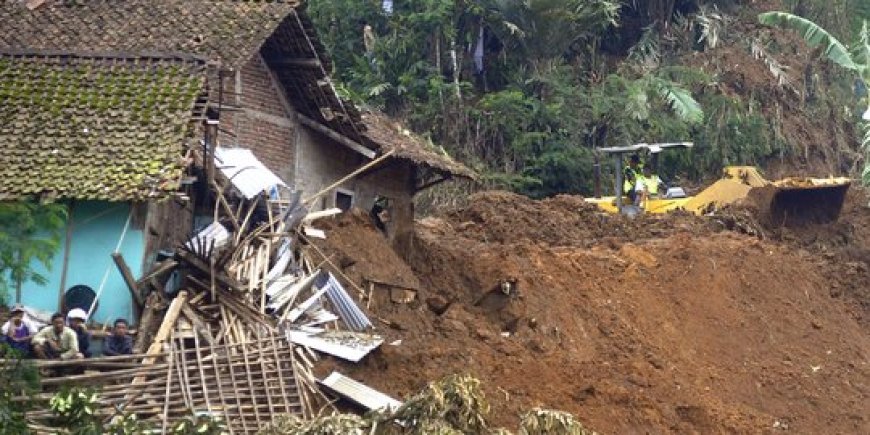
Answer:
xmin=334 ymin=189 xmax=354 ymax=212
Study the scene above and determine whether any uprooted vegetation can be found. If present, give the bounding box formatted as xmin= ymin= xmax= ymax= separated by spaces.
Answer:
xmin=262 ymin=375 xmax=595 ymax=435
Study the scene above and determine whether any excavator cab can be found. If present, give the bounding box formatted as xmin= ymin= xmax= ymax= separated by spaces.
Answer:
xmin=587 ymin=149 xmax=852 ymax=224
xmin=586 ymin=142 xmax=694 ymax=215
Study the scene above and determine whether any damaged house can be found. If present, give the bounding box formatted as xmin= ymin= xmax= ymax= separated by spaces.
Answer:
xmin=0 ymin=0 xmax=473 ymax=325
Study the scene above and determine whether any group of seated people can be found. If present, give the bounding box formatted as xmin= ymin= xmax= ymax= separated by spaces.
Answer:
xmin=2 ymin=304 xmax=132 ymax=359
xmin=623 ymin=155 xmax=664 ymax=208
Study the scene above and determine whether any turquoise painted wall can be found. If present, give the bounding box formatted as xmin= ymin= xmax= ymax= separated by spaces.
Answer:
xmin=20 ymin=201 xmax=145 ymax=325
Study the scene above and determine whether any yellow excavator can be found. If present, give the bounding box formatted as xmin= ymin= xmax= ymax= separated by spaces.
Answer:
xmin=586 ymin=142 xmax=852 ymax=223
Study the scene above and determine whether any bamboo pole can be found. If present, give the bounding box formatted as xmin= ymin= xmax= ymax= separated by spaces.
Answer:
xmin=302 ymin=150 xmax=395 ymax=205
xmin=159 ymin=342 xmax=175 ymax=433
xmin=238 ymin=336 xmax=262 ymax=427
xmin=190 ymin=332 xmax=213 ymax=415
xmin=207 ymin=325 xmax=235 ymax=435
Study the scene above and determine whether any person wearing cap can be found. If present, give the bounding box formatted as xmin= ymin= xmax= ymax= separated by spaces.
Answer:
xmin=32 ymin=313 xmax=82 ymax=360
xmin=4 ymin=304 xmax=33 ymax=356
xmin=67 ymin=308 xmax=91 ymax=358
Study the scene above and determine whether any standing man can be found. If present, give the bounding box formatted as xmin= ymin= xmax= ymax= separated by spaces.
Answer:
xmin=66 ymin=308 xmax=91 ymax=358
xmin=103 ymin=318 xmax=133 ymax=356
xmin=32 ymin=313 xmax=82 ymax=360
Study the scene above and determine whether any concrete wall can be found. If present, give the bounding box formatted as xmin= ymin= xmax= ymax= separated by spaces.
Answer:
xmin=294 ymin=128 xmax=415 ymax=246
xmin=17 ymin=201 xmax=144 ymax=325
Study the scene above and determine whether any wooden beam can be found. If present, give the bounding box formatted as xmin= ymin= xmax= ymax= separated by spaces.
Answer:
xmin=177 ymin=249 xmax=245 ymax=291
xmin=133 ymin=292 xmax=161 ymax=354
xmin=296 ymin=113 xmax=377 ymax=159
xmin=142 ymin=291 xmax=187 ymax=366
xmin=268 ymin=57 xmax=322 ymax=68
xmin=135 ymin=260 xmax=177 ymax=288
xmin=112 ymin=253 xmax=144 ymax=309
xmin=415 ymin=174 xmax=451 ymax=192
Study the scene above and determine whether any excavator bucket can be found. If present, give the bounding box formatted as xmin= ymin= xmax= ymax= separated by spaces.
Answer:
xmin=762 ymin=178 xmax=852 ymax=225
xmin=683 ymin=167 xmax=851 ymax=224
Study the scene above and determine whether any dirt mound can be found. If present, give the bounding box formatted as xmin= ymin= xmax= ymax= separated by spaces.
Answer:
xmin=757 ymin=187 xmax=870 ymax=326
xmin=309 ymin=209 xmax=421 ymax=291
xmin=314 ymin=193 xmax=869 ymax=434
xmin=438 ymin=191 xmax=718 ymax=247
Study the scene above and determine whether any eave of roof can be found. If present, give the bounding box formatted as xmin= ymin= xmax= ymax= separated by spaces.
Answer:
xmin=360 ymin=112 xmax=476 ymax=180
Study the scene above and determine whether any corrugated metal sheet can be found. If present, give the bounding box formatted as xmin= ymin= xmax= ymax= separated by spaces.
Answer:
xmin=287 ymin=330 xmax=382 ymax=362
xmin=214 ymin=147 xmax=286 ymax=199
xmin=322 ymin=273 xmax=372 ymax=331
xmin=320 ymin=371 xmax=402 ymax=412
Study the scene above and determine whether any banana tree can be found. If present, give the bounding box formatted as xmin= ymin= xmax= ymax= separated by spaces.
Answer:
xmin=758 ymin=12 xmax=870 ymax=183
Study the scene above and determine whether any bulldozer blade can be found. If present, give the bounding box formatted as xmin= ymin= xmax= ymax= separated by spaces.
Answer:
xmin=763 ymin=181 xmax=851 ymax=226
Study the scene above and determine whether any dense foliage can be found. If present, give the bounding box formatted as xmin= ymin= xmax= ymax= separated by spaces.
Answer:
xmin=0 ymin=201 xmax=67 ymax=305
xmin=311 ymin=0 xmax=870 ymax=198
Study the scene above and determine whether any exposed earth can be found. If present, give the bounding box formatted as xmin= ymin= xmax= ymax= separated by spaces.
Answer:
xmin=312 ymin=189 xmax=870 ymax=434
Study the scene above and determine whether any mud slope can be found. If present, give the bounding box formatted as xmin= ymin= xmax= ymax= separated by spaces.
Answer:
xmin=316 ymin=192 xmax=869 ymax=434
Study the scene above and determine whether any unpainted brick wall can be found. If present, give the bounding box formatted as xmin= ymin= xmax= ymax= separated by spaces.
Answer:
xmin=214 ymin=52 xmax=417 ymax=241
xmin=217 ymin=53 xmax=296 ymax=182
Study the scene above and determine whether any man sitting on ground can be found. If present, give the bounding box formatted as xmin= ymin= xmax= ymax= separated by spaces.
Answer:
xmin=32 ymin=313 xmax=82 ymax=360
xmin=103 ymin=318 xmax=133 ymax=356
xmin=66 ymin=309 xmax=91 ymax=358
xmin=4 ymin=304 xmax=33 ymax=356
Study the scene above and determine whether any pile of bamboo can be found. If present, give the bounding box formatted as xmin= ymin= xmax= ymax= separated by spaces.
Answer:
xmin=25 ymin=167 xmax=384 ymax=433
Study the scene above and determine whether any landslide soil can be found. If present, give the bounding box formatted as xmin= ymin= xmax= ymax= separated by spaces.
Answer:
xmin=315 ymin=191 xmax=870 ymax=434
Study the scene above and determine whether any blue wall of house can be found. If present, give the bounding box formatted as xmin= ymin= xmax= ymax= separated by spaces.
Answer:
xmin=19 ymin=201 xmax=144 ymax=325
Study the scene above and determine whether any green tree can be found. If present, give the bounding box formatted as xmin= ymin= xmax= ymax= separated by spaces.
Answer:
xmin=0 ymin=202 xmax=67 ymax=304
xmin=758 ymin=12 xmax=870 ymax=183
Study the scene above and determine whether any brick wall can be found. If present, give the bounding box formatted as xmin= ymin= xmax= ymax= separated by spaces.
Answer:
xmin=212 ymin=51 xmax=417 ymax=244
xmin=217 ymin=54 xmax=297 ymax=182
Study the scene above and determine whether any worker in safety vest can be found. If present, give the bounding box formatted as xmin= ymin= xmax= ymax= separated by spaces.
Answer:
xmin=623 ymin=154 xmax=643 ymax=203
xmin=634 ymin=165 xmax=662 ymax=208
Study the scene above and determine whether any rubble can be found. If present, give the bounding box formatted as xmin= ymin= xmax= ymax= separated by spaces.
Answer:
xmin=17 ymin=153 xmax=390 ymax=433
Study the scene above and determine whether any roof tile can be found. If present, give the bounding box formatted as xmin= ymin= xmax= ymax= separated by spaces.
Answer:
xmin=0 ymin=53 xmax=207 ymax=201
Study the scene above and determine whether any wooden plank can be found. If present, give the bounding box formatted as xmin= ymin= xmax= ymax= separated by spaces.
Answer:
xmin=191 ymin=331 xmax=213 ymax=416
xmin=268 ymin=332 xmax=295 ymax=415
xmin=222 ymin=341 xmax=251 ymax=434
xmin=133 ymin=290 xmax=187 ymax=390
xmin=238 ymin=337 xmax=263 ymax=428
xmin=177 ymin=250 xmax=245 ymax=290
xmin=161 ymin=341 xmax=176 ymax=434
xmin=112 ymin=253 xmax=144 ymax=309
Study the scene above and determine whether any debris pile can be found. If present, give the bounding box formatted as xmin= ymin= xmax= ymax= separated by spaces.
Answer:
xmin=23 ymin=156 xmax=391 ymax=433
